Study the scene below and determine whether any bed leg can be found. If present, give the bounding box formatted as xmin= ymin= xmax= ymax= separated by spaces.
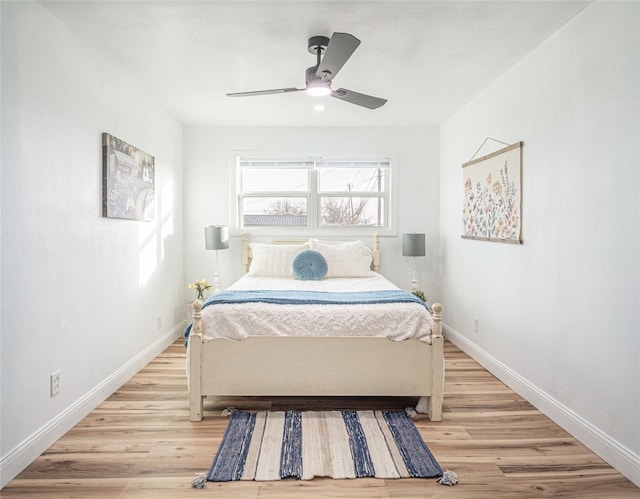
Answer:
xmin=415 ymin=396 xmax=442 ymax=421
xmin=189 ymin=300 xmax=204 ymax=421
xmin=190 ymin=394 xmax=204 ymax=422
xmin=428 ymin=395 xmax=442 ymax=422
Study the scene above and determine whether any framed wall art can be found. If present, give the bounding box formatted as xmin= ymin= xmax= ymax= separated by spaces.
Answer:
xmin=102 ymin=133 xmax=155 ymax=221
xmin=462 ymin=141 xmax=522 ymax=243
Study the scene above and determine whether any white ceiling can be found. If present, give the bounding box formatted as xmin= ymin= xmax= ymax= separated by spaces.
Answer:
xmin=42 ymin=1 xmax=590 ymax=127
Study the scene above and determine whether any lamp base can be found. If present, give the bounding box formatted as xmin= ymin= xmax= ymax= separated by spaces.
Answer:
xmin=410 ymin=278 xmax=418 ymax=292
xmin=212 ymin=272 xmax=222 ymax=294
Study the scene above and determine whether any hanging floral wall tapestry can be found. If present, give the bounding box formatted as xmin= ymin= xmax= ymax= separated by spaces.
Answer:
xmin=462 ymin=142 xmax=522 ymax=243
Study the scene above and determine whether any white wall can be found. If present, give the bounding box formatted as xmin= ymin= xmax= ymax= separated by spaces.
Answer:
xmin=3 ymin=0 xmax=637 ymax=489
xmin=0 ymin=2 xmax=185 ymax=486
xmin=439 ymin=1 xmax=639 ymax=485
xmin=183 ymin=126 xmax=440 ymax=298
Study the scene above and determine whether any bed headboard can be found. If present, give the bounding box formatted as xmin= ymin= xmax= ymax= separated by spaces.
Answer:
xmin=241 ymin=233 xmax=380 ymax=274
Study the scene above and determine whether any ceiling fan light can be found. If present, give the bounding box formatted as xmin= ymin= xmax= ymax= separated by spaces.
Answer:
xmin=306 ymin=82 xmax=332 ymax=97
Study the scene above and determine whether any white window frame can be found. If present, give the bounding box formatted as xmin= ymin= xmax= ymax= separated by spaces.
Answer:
xmin=230 ymin=151 xmax=397 ymax=237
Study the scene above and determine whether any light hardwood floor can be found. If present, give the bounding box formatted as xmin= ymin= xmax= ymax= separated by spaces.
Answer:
xmin=2 ymin=339 xmax=638 ymax=498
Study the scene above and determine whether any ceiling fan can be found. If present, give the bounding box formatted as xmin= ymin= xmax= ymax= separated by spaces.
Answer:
xmin=226 ymin=32 xmax=387 ymax=110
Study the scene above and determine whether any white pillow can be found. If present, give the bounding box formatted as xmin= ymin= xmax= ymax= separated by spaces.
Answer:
xmin=248 ymin=243 xmax=309 ymax=277
xmin=309 ymin=239 xmax=373 ymax=277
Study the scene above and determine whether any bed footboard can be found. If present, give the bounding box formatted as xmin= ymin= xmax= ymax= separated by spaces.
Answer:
xmin=188 ymin=301 xmax=444 ymax=422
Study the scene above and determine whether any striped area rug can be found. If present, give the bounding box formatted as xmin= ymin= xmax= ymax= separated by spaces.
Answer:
xmin=208 ymin=410 xmax=443 ymax=481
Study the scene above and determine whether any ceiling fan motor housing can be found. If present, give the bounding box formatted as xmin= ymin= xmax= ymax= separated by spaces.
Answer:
xmin=305 ymin=66 xmax=332 ymax=96
xmin=305 ymin=66 xmax=326 ymax=85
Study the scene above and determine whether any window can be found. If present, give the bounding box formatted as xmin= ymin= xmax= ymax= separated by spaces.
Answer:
xmin=236 ymin=156 xmax=391 ymax=231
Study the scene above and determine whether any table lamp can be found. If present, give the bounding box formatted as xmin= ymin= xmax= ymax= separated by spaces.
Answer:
xmin=402 ymin=233 xmax=425 ymax=291
xmin=204 ymin=225 xmax=229 ymax=294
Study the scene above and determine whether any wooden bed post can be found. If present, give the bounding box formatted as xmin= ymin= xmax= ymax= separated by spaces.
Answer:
xmin=416 ymin=302 xmax=443 ymax=420
xmin=241 ymin=232 xmax=250 ymax=274
xmin=372 ymin=233 xmax=380 ymax=272
xmin=189 ymin=300 xmax=205 ymax=421
xmin=429 ymin=303 xmax=444 ymax=421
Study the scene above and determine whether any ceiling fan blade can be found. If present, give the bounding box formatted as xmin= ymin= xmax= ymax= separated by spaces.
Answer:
xmin=227 ymin=87 xmax=304 ymax=97
xmin=331 ymin=88 xmax=387 ymax=109
xmin=316 ymin=32 xmax=360 ymax=80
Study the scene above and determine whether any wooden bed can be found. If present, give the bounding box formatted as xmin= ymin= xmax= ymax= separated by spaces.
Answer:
xmin=187 ymin=234 xmax=444 ymax=422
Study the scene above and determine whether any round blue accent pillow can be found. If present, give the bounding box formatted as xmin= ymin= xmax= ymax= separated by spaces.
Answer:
xmin=293 ymin=250 xmax=328 ymax=281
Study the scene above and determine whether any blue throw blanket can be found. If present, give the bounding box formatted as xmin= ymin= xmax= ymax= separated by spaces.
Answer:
xmin=183 ymin=289 xmax=426 ymax=343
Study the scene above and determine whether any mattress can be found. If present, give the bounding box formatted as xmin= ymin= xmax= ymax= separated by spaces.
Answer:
xmin=196 ymin=273 xmax=434 ymax=344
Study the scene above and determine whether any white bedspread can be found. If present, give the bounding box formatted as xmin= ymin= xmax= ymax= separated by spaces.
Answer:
xmin=197 ymin=273 xmax=434 ymax=344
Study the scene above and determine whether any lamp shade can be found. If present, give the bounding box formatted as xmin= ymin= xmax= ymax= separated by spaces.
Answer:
xmin=402 ymin=233 xmax=425 ymax=257
xmin=204 ymin=225 xmax=229 ymax=250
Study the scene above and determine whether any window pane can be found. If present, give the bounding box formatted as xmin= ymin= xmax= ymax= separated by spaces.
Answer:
xmin=242 ymin=197 xmax=308 ymax=227
xmin=318 ymin=167 xmax=385 ymax=193
xmin=237 ymin=156 xmax=391 ymax=230
xmin=319 ymin=197 xmax=385 ymax=227
xmin=242 ymin=169 xmax=308 ymax=192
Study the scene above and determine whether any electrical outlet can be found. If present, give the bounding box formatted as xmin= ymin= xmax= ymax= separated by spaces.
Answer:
xmin=473 ymin=318 xmax=479 ymax=333
xmin=156 ymin=315 xmax=162 ymax=330
xmin=50 ymin=371 xmax=61 ymax=397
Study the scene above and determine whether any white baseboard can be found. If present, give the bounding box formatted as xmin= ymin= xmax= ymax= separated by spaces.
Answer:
xmin=0 ymin=324 xmax=184 ymax=489
xmin=443 ymin=323 xmax=640 ymax=488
